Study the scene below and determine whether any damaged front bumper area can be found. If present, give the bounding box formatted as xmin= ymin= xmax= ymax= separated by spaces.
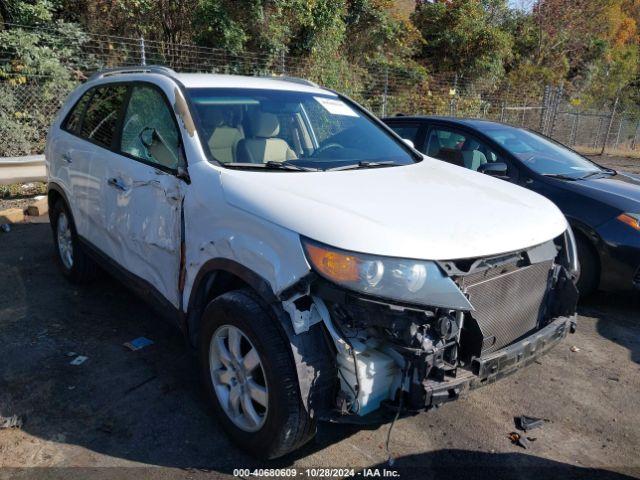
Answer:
xmin=424 ymin=315 xmax=573 ymax=409
xmin=320 ymin=315 xmax=573 ymax=424
xmin=286 ymin=231 xmax=579 ymax=424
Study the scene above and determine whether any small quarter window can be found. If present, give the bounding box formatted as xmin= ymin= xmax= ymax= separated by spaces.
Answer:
xmin=62 ymin=90 xmax=93 ymax=134
xmin=80 ymin=85 xmax=128 ymax=148
xmin=120 ymin=85 xmax=181 ymax=169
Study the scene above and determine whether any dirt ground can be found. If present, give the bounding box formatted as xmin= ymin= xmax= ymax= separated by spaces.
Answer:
xmin=586 ymin=154 xmax=640 ymax=174
xmin=0 ymin=155 xmax=639 ymax=480
xmin=0 ymin=223 xmax=639 ymax=480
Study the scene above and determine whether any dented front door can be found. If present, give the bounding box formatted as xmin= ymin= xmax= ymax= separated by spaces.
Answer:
xmin=96 ymin=83 xmax=184 ymax=307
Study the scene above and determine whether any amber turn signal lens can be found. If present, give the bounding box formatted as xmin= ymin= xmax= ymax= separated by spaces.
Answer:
xmin=305 ymin=243 xmax=360 ymax=282
xmin=617 ymin=213 xmax=640 ymax=231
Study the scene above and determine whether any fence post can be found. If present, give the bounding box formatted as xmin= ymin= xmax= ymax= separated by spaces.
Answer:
xmin=570 ymin=112 xmax=579 ymax=146
xmin=601 ymin=92 xmax=620 ymax=155
xmin=381 ymin=65 xmax=389 ymax=117
xmin=593 ymin=117 xmax=603 ymax=149
xmin=548 ymin=84 xmax=563 ymax=137
xmin=500 ymin=101 xmax=506 ymax=122
xmin=139 ymin=36 xmax=146 ymax=66
xmin=631 ymin=120 xmax=640 ymax=151
xmin=280 ymin=50 xmax=286 ymax=75
xmin=614 ymin=115 xmax=624 ymax=150
xmin=540 ymin=85 xmax=550 ymax=132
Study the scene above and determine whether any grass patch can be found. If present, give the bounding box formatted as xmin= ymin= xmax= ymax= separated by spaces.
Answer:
xmin=0 ymin=182 xmax=47 ymax=199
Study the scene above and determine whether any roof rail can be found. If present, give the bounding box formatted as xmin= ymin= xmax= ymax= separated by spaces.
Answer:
xmin=261 ymin=75 xmax=320 ymax=88
xmin=87 ymin=65 xmax=177 ymax=82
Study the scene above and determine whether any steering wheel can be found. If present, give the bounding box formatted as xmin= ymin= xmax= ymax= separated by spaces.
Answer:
xmin=312 ymin=142 xmax=344 ymax=157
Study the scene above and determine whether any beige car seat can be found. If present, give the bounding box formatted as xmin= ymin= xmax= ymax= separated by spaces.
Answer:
xmin=207 ymin=110 xmax=244 ymax=163
xmin=237 ymin=112 xmax=297 ymax=164
xmin=462 ymin=150 xmax=488 ymax=171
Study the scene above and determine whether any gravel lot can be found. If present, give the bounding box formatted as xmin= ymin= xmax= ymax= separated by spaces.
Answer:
xmin=0 ymin=154 xmax=639 ymax=480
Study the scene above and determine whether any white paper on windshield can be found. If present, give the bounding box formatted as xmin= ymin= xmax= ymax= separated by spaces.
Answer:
xmin=314 ymin=97 xmax=359 ymax=117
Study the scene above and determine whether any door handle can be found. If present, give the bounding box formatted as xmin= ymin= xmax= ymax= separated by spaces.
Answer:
xmin=107 ymin=177 xmax=127 ymax=191
xmin=61 ymin=152 xmax=73 ymax=164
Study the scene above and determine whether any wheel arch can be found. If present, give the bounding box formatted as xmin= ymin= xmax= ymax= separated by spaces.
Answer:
xmin=568 ymin=218 xmax=602 ymax=285
xmin=186 ymin=258 xmax=336 ymax=418
xmin=185 ymin=258 xmax=280 ymax=347
xmin=47 ymin=182 xmax=74 ymax=226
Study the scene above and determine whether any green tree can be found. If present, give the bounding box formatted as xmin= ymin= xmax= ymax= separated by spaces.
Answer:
xmin=411 ymin=0 xmax=514 ymax=83
xmin=0 ymin=0 xmax=95 ymax=155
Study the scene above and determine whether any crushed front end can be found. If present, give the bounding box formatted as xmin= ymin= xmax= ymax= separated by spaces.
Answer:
xmin=285 ymin=229 xmax=579 ymax=422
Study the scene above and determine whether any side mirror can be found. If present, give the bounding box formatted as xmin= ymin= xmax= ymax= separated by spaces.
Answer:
xmin=478 ymin=162 xmax=508 ymax=177
xmin=402 ymin=138 xmax=415 ymax=149
xmin=138 ymin=127 xmax=179 ymax=169
xmin=139 ymin=127 xmax=156 ymax=148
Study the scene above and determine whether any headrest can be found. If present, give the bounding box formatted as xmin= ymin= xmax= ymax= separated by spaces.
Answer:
xmin=251 ymin=112 xmax=280 ymax=138
xmin=211 ymin=126 xmax=241 ymax=148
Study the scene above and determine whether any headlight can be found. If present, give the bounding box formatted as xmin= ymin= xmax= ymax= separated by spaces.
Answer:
xmin=302 ymin=238 xmax=473 ymax=310
xmin=617 ymin=213 xmax=640 ymax=231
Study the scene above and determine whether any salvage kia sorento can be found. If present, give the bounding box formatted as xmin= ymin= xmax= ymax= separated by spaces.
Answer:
xmin=46 ymin=66 xmax=579 ymax=459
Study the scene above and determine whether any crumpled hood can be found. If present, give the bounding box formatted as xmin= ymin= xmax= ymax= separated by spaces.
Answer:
xmin=221 ymin=157 xmax=567 ymax=260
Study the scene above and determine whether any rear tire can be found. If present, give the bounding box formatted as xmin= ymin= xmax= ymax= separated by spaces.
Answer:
xmin=198 ymin=289 xmax=316 ymax=459
xmin=576 ymin=235 xmax=599 ymax=298
xmin=50 ymin=199 xmax=97 ymax=284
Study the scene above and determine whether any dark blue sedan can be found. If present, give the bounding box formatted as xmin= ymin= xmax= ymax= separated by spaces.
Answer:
xmin=383 ymin=116 xmax=640 ymax=296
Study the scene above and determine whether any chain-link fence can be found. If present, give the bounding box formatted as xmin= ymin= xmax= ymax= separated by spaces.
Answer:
xmin=1 ymin=24 xmax=638 ymax=158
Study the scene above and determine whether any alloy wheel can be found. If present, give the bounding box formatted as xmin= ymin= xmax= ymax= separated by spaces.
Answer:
xmin=57 ymin=212 xmax=74 ymax=270
xmin=209 ymin=324 xmax=269 ymax=432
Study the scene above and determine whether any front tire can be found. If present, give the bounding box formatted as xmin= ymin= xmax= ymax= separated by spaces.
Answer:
xmin=576 ymin=235 xmax=599 ymax=298
xmin=198 ymin=289 xmax=316 ymax=459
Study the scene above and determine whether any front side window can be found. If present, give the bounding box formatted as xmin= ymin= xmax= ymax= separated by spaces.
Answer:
xmin=120 ymin=85 xmax=181 ymax=169
xmin=424 ymin=127 xmax=506 ymax=173
xmin=188 ymin=88 xmax=416 ymax=171
xmin=79 ymin=85 xmax=127 ymax=148
xmin=485 ymin=127 xmax=602 ymax=178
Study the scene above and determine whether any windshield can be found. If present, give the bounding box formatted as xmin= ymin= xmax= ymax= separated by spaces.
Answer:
xmin=187 ymin=88 xmax=416 ymax=170
xmin=485 ymin=127 xmax=603 ymax=178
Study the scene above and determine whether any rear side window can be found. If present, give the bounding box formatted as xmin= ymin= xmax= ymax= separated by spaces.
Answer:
xmin=79 ymin=85 xmax=128 ymax=149
xmin=62 ymin=90 xmax=93 ymax=134
xmin=424 ymin=126 xmax=512 ymax=175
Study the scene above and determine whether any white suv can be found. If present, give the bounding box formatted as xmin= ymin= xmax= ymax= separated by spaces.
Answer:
xmin=46 ymin=66 xmax=579 ymax=459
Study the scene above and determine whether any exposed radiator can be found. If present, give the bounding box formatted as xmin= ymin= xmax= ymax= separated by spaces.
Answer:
xmin=462 ymin=260 xmax=553 ymax=354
